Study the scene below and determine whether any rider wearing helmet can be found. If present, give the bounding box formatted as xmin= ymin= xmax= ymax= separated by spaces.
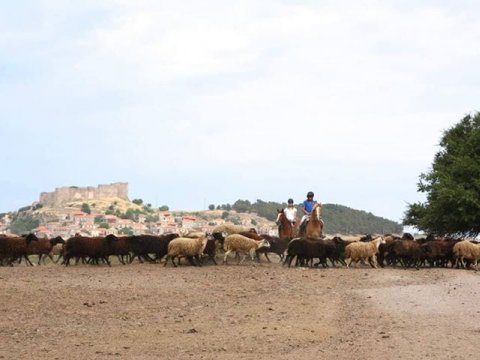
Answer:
xmin=299 ymin=191 xmax=317 ymax=233
xmin=284 ymin=198 xmax=297 ymax=226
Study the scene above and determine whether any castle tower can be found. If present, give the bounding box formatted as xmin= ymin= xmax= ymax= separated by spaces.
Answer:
xmin=39 ymin=182 xmax=129 ymax=207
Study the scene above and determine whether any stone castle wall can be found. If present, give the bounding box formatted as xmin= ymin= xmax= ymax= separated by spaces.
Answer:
xmin=39 ymin=182 xmax=129 ymax=207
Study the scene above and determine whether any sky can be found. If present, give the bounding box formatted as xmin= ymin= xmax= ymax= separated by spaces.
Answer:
xmin=1 ymin=0 xmax=479 ymax=223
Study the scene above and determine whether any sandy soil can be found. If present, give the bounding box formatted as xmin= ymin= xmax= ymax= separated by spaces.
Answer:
xmin=1 ymin=259 xmax=479 ymax=360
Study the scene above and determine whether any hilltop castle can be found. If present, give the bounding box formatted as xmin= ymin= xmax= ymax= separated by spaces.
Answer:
xmin=39 ymin=182 xmax=129 ymax=208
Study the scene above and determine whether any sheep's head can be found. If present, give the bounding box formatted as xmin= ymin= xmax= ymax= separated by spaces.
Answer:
xmin=258 ymin=239 xmax=271 ymax=249
xmin=50 ymin=236 xmax=66 ymax=245
xmin=24 ymin=233 xmax=39 ymax=243
xmin=105 ymin=234 xmax=118 ymax=242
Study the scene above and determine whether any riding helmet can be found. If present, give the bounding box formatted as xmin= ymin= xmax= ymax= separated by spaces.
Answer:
xmin=307 ymin=191 xmax=314 ymax=197
xmin=288 ymin=198 xmax=294 ymax=204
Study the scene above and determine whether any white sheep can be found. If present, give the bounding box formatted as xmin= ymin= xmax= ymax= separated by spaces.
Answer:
xmin=164 ymin=236 xmax=208 ymax=267
xmin=184 ymin=231 xmax=207 ymax=239
xmin=453 ymin=240 xmax=480 ymax=270
xmin=344 ymin=236 xmax=386 ymax=268
xmin=212 ymin=224 xmax=250 ymax=235
xmin=223 ymin=234 xmax=270 ymax=265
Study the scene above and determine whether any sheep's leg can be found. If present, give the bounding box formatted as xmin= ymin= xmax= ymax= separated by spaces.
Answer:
xmin=250 ymin=250 xmax=257 ymax=263
xmin=239 ymin=254 xmax=247 ymax=265
xmin=345 ymin=258 xmax=351 ymax=268
xmin=23 ymin=255 xmax=34 ymax=266
xmin=186 ymin=256 xmax=196 ymax=266
xmin=45 ymin=254 xmax=55 ymax=264
xmin=288 ymin=255 xmax=295 ymax=268
xmin=223 ymin=250 xmax=232 ymax=264
xmin=264 ymin=253 xmax=272 ymax=263
xmin=209 ymin=254 xmax=218 ymax=265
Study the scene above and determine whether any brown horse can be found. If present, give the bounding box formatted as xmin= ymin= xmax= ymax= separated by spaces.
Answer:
xmin=276 ymin=209 xmax=296 ymax=240
xmin=299 ymin=202 xmax=323 ymax=239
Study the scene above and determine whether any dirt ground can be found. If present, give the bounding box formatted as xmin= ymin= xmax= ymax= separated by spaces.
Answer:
xmin=1 ymin=258 xmax=480 ymax=360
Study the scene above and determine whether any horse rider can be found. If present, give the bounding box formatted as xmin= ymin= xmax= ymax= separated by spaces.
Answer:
xmin=299 ymin=191 xmax=317 ymax=233
xmin=284 ymin=198 xmax=297 ymax=228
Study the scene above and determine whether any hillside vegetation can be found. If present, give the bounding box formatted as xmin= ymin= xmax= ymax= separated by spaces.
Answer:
xmin=217 ymin=199 xmax=402 ymax=234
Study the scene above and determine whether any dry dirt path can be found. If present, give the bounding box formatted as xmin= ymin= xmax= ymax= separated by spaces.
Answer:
xmin=1 ymin=262 xmax=479 ymax=359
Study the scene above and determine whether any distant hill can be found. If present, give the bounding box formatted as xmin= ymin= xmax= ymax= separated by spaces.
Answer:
xmin=217 ymin=199 xmax=402 ymax=234
xmin=321 ymin=203 xmax=402 ymax=234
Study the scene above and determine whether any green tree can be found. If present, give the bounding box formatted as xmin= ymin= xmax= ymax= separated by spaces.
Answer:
xmin=94 ymin=215 xmax=105 ymax=224
xmin=81 ymin=203 xmax=91 ymax=214
xmin=159 ymin=205 xmax=169 ymax=211
xmin=132 ymin=198 xmax=143 ymax=205
xmin=122 ymin=208 xmax=140 ymax=222
xmin=403 ymin=113 xmax=480 ymax=237
xmin=208 ymin=204 xmax=215 ymax=211
xmin=251 ymin=219 xmax=258 ymax=226
xmin=230 ymin=216 xmax=241 ymax=225
xmin=118 ymin=227 xmax=134 ymax=235
xmin=145 ymin=214 xmax=160 ymax=223
xmin=221 ymin=211 xmax=229 ymax=220
xmin=98 ymin=222 xmax=110 ymax=229
xmin=9 ymin=215 xmax=40 ymax=234
xmin=232 ymin=200 xmax=251 ymax=213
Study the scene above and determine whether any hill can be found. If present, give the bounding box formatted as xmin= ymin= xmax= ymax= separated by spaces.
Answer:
xmin=1 ymin=196 xmax=402 ymax=236
xmin=219 ymin=199 xmax=402 ymax=234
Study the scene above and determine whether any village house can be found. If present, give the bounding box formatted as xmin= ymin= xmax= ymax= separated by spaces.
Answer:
xmin=33 ymin=225 xmax=53 ymax=238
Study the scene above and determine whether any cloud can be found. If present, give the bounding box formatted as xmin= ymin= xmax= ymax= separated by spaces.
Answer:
xmin=1 ymin=1 xmax=479 ymax=222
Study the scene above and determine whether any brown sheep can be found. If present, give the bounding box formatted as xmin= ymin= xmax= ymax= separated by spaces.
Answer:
xmin=62 ymin=234 xmax=118 ymax=266
xmin=24 ymin=236 xmax=66 ymax=265
xmin=0 ymin=234 xmax=39 ymax=266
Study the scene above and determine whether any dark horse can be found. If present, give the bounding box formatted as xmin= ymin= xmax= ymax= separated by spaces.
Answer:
xmin=299 ymin=202 xmax=323 ymax=239
xmin=276 ymin=209 xmax=296 ymax=240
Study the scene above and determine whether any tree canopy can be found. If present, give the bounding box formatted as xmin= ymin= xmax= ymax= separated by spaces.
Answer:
xmin=403 ymin=113 xmax=480 ymax=237
xmin=8 ymin=214 xmax=40 ymax=235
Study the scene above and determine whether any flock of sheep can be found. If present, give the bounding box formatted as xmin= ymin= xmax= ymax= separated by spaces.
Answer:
xmin=1 ymin=223 xmax=480 ymax=270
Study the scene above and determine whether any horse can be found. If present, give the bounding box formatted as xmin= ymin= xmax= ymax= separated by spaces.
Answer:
xmin=276 ymin=208 xmax=296 ymax=240
xmin=299 ymin=202 xmax=323 ymax=239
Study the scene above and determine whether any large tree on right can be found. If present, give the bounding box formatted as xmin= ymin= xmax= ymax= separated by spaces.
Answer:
xmin=403 ymin=112 xmax=480 ymax=237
